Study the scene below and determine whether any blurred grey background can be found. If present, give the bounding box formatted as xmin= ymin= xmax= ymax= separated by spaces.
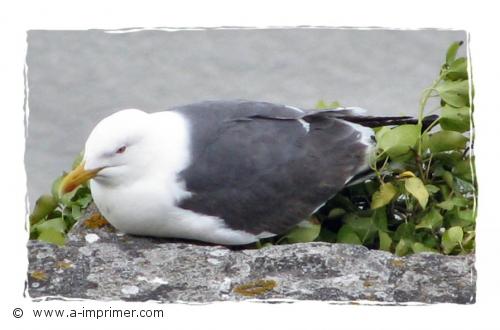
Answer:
xmin=25 ymin=28 xmax=466 ymax=205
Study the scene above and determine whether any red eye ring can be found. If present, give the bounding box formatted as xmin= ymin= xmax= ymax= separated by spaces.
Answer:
xmin=116 ymin=146 xmax=127 ymax=154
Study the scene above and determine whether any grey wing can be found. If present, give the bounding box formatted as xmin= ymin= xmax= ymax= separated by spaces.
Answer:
xmin=175 ymin=100 xmax=373 ymax=235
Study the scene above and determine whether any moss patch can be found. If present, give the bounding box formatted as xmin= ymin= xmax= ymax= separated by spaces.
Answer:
xmin=233 ymin=279 xmax=277 ymax=297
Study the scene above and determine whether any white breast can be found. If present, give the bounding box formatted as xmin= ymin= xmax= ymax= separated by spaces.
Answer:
xmin=91 ymin=178 xmax=259 ymax=245
xmin=89 ymin=111 xmax=260 ymax=245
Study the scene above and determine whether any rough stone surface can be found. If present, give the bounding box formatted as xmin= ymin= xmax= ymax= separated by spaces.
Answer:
xmin=27 ymin=205 xmax=476 ymax=304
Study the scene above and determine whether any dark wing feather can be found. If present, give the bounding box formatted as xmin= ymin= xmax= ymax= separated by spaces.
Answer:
xmin=174 ymin=100 xmax=373 ymax=235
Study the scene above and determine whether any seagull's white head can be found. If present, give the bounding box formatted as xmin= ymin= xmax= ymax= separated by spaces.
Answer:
xmin=84 ymin=109 xmax=155 ymax=186
xmin=59 ymin=109 xmax=190 ymax=195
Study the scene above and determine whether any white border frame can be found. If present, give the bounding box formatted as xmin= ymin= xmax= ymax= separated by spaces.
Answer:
xmin=1 ymin=1 xmax=499 ymax=329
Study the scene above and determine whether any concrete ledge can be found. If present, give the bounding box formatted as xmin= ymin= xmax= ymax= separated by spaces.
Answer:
xmin=27 ymin=206 xmax=476 ymax=304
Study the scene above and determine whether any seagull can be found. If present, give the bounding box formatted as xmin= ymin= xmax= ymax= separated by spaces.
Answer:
xmin=59 ymin=100 xmax=421 ymax=245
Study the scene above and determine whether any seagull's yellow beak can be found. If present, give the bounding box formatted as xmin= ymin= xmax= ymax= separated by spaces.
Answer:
xmin=59 ymin=162 xmax=100 ymax=195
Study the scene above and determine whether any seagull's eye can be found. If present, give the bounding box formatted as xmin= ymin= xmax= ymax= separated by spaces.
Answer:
xmin=115 ymin=146 xmax=127 ymax=154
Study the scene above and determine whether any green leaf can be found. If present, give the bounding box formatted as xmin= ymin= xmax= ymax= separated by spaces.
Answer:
xmin=328 ymin=208 xmax=346 ymax=219
xmin=371 ymin=182 xmax=398 ymax=209
xmin=51 ymin=175 xmax=64 ymax=201
xmin=394 ymin=223 xmax=415 ymax=241
xmin=445 ymin=41 xmax=463 ymax=65
xmin=440 ymin=105 xmax=470 ymax=133
xmin=375 ymin=126 xmax=391 ymax=141
xmin=438 ymin=184 xmax=450 ymax=198
xmin=283 ymin=219 xmax=321 ymax=243
xmin=458 ymin=209 xmax=474 ymax=221
xmin=32 ymin=217 xmax=67 ymax=233
xmin=462 ymin=231 xmax=475 ymax=251
xmin=404 ymin=177 xmax=429 ymax=209
xmin=428 ymin=131 xmax=468 ymax=153
xmin=441 ymin=92 xmax=468 ymax=107
xmin=432 ymin=151 xmax=463 ymax=166
xmin=452 ymin=158 xmax=474 ymax=182
xmin=337 ymin=225 xmax=362 ymax=245
xmin=445 ymin=58 xmax=468 ymax=81
xmin=436 ymin=79 xmax=469 ymax=97
xmin=420 ymin=132 xmax=430 ymax=152
xmin=377 ymin=124 xmax=421 ymax=159
xmin=425 ymin=184 xmax=440 ymax=194
xmin=37 ymin=228 xmax=66 ymax=246
xmin=442 ymin=226 xmax=464 ymax=254
xmin=422 ymin=233 xmax=439 ymax=249
xmin=78 ymin=194 xmax=93 ymax=208
xmin=59 ymin=181 xmax=82 ymax=206
xmin=454 ymin=177 xmax=475 ymax=194
xmin=443 ymin=171 xmax=454 ymax=188
xmin=315 ymin=100 xmax=341 ymax=109
xmin=395 ymin=238 xmax=412 ymax=256
xmin=437 ymin=200 xmax=454 ymax=211
xmin=416 ymin=208 xmax=443 ymax=230
xmin=451 ymin=196 xmax=469 ymax=207
xmin=373 ymin=208 xmax=388 ymax=232
xmin=378 ymin=230 xmax=392 ymax=251
xmin=29 ymin=194 xmax=58 ymax=225
xmin=435 ymin=80 xmax=469 ymax=107
xmin=343 ymin=213 xmax=377 ymax=244
xmin=452 ymin=209 xmax=476 ymax=228
xmin=316 ymin=100 xmax=327 ymax=109
xmin=71 ymin=204 xmax=82 ymax=219
xmin=329 ymin=101 xmax=341 ymax=109
xmin=411 ymin=242 xmax=437 ymax=254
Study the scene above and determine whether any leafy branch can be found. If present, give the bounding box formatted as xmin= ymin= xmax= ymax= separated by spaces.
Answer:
xmin=276 ymin=41 xmax=475 ymax=256
xmin=29 ymin=152 xmax=92 ymax=246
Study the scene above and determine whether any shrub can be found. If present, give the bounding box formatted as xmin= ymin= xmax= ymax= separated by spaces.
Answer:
xmin=279 ymin=41 xmax=475 ymax=256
